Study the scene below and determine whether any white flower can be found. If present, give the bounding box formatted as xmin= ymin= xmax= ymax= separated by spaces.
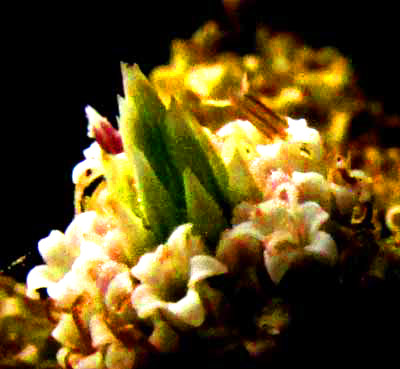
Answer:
xmin=249 ymin=117 xmax=326 ymax=192
xmin=29 ymin=211 xmax=141 ymax=368
xmin=26 ymin=211 xmax=134 ymax=303
xmin=231 ymin=169 xmax=332 ymax=225
xmin=262 ymin=200 xmax=337 ymax=283
xmin=217 ymin=187 xmax=337 ymax=284
xmin=54 ymin=312 xmax=136 ymax=369
xmin=131 ymin=224 xmax=227 ymax=332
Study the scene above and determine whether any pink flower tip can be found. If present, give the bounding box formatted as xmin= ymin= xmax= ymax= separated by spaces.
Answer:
xmin=85 ymin=105 xmax=124 ymax=154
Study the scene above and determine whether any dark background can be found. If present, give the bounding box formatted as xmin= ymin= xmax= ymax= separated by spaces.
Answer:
xmin=2 ymin=2 xmax=399 ymax=367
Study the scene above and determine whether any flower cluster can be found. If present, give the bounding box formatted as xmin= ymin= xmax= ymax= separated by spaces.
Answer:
xmin=27 ymin=211 xmax=141 ymax=368
xmin=8 ymin=20 xmax=399 ymax=368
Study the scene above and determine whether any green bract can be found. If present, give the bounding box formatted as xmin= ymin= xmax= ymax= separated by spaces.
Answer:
xmin=117 ymin=64 xmax=233 ymax=245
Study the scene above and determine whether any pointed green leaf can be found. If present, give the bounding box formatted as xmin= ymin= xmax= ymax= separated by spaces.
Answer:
xmin=118 ymin=63 xmax=183 ymax=211
xmin=120 ymin=63 xmax=165 ymax=150
xmin=183 ymin=167 xmax=228 ymax=246
xmin=131 ymin=146 xmax=180 ymax=243
xmin=162 ymin=99 xmax=230 ymax=211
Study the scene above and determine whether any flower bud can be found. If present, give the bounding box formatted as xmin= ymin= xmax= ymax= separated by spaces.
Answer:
xmin=86 ymin=106 xmax=123 ymax=154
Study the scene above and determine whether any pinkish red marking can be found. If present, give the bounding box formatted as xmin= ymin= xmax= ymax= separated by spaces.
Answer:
xmin=93 ymin=119 xmax=124 ymax=154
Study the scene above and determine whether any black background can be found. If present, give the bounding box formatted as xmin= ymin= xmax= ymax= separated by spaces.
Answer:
xmin=2 ymin=2 xmax=399 ymax=366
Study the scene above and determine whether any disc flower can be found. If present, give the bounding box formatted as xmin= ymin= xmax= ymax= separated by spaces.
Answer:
xmin=217 ymin=173 xmax=338 ymax=284
xmin=131 ymin=224 xmax=227 ymax=332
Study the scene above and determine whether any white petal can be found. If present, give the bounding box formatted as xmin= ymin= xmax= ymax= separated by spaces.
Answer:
xmin=304 ymin=231 xmax=338 ymax=266
xmin=131 ymin=245 xmax=187 ymax=293
xmin=75 ymin=351 xmax=103 ymax=369
xmin=264 ymin=247 xmax=305 ymax=284
xmin=90 ymin=314 xmax=116 ymax=349
xmin=38 ymin=230 xmax=77 ymax=272
xmin=250 ymin=142 xmax=283 ymax=187
xmin=64 ymin=211 xmax=99 ymax=245
xmin=72 ymin=158 xmax=102 ymax=185
xmin=264 ymin=233 xmax=304 ymax=284
xmin=256 ymin=142 xmax=282 ymax=158
xmin=104 ymin=271 xmax=134 ymax=311
xmin=56 ymin=347 xmax=72 ymax=369
xmin=85 ymin=105 xmax=103 ymax=138
xmin=26 ymin=265 xmax=59 ymax=298
xmin=230 ymin=220 xmax=266 ymax=240
xmin=46 ymin=271 xmax=83 ymax=307
xmin=256 ymin=200 xmax=294 ymax=234
xmin=131 ymin=224 xmax=204 ymax=289
xmin=167 ymin=223 xmax=205 ymax=260
xmin=292 ymin=171 xmax=331 ymax=211
xmin=130 ymin=252 xmax=157 ymax=283
xmin=216 ymin=119 xmax=266 ymax=145
xmin=264 ymin=253 xmax=290 ymax=285
xmin=300 ymin=201 xmax=329 ymax=240
xmin=188 ymin=255 xmax=227 ymax=288
xmin=286 ymin=117 xmax=323 ymax=162
xmin=52 ymin=313 xmax=81 ymax=349
xmin=164 ymin=289 xmax=205 ymax=327
xmin=165 ymin=224 xmax=192 ymax=254
xmin=83 ymin=141 xmax=102 ymax=159
xmin=131 ymin=284 xmax=163 ymax=319
xmin=77 ymin=241 xmax=109 ymax=265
